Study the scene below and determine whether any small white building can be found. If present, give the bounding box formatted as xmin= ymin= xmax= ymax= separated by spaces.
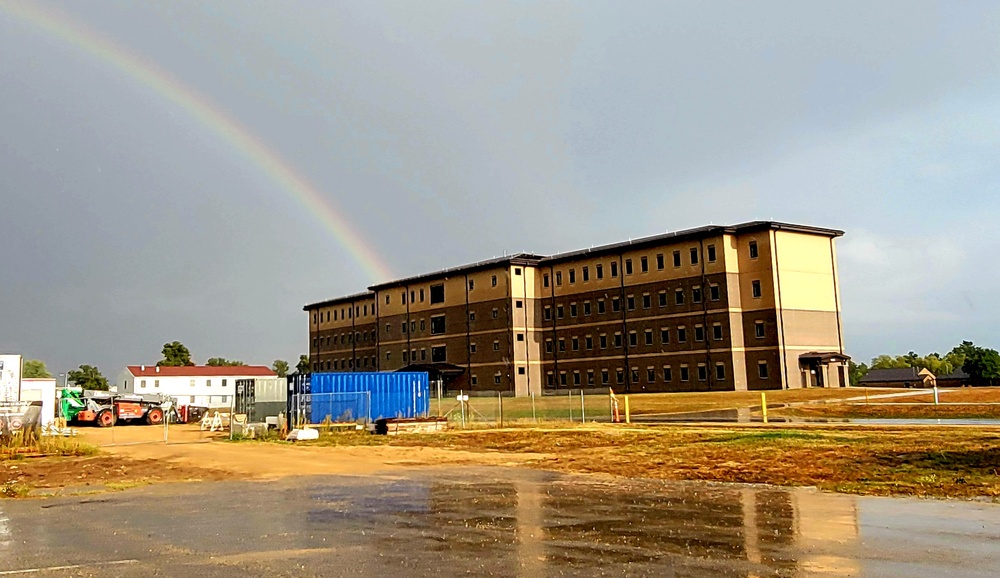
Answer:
xmin=117 ymin=365 xmax=277 ymax=408
xmin=20 ymin=378 xmax=56 ymax=426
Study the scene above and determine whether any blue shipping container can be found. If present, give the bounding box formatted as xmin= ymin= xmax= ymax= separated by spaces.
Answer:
xmin=307 ymin=372 xmax=429 ymax=422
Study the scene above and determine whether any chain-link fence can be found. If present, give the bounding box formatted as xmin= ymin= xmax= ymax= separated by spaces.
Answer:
xmin=437 ymin=390 xmax=615 ymax=427
xmin=289 ymin=392 xmax=371 ymax=428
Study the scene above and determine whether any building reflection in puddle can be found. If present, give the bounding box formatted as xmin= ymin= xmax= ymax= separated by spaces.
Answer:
xmin=305 ymin=472 xmax=860 ymax=577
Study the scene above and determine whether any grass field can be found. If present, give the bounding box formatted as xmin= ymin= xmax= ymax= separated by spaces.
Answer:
xmin=303 ymin=424 xmax=1000 ymax=499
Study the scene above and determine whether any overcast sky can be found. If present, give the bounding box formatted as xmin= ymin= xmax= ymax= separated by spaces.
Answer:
xmin=2 ymin=1 xmax=998 ymax=376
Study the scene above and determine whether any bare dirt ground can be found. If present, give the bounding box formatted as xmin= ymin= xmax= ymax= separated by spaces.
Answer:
xmin=778 ymin=387 xmax=1000 ymax=419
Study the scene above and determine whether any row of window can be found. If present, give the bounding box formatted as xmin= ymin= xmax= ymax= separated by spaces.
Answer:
xmin=543 ymin=285 xmax=731 ymax=322
xmin=545 ymin=361 xmax=770 ymax=387
xmin=138 ymin=378 xmax=229 ymax=388
xmin=545 ymin=320 xmax=767 ymax=351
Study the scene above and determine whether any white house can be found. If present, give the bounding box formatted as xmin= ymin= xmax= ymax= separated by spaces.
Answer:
xmin=117 ymin=365 xmax=277 ymax=408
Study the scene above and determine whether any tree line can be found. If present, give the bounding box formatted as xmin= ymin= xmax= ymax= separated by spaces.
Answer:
xmin=851 ymin=340 xmax=1000 ymax=385
xmin=20 ymin=341 xmax=312 ymax=391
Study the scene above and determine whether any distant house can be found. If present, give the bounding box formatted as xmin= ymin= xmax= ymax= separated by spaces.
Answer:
xmin=116 ymin=365 xmax=276 ymax=407
xmin=935 ymin=368 xmax=971 ymax=388
xmin=859 ymin=367 xmax=935 ymax=388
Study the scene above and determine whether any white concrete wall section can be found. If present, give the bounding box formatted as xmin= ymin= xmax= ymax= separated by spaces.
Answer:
xmin=20 ymin=378 xmax=56 ymax=425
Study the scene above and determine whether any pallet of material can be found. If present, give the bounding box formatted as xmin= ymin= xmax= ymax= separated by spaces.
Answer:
xmin=371 ymin=417 xmax=448 ymax=435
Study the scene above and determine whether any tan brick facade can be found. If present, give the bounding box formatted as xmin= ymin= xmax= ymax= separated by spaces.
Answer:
xmin=305 ymin=222 xmax=847 ymax=395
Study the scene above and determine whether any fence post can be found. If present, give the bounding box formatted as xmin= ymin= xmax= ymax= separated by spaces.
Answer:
xmin=498 ymin=392 xmax=503 ymax=428
xmin=531 ymin=392 xmax=536 ymax=423
xmin=580 ymin=389 xmax=586 ymax=423
xmin=624 ymin=395 xmax=630 ymax=424
xmin=933 ymin=385 xmax=939 ymax=406
xmin=761 ymin=391 xmax=768 ymax=424
xmin=460 ymin=390 xmax=466 ymax=429
xmin=568 ymin=389 xmax=573 ymax=422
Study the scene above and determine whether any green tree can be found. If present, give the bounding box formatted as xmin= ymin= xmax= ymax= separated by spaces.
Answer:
xmin=22 ymin=359 xmax=52 ymax=378
xmin=272 ymin=359 xmax=290 ymax=378
xmin=296 ymin=354 xmax=310 ymax=374
xmin=67 ymin=364 xmax=110 ymax=391
xmin=206 ymin=358 xmax=245 ymax=367
xmin=869 ymin=355 xmax=909 ymax=370
xmin=948 ymin=341 xmax=977 ymax=371
xmin=848 ymin=360 xmax=869 ymax=386
xmin=158 ymin=341 xmax=194 ymax=367
xmin=962 ymin=347 xmax=1000 ymax=384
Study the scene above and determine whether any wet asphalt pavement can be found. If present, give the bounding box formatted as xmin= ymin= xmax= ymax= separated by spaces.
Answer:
xmin=0 ymin=467 xmax=998 ymax=577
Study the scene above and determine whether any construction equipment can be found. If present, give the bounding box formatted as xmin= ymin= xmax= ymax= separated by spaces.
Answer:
xmin=58 ymin=388 xmax=168 ymax=427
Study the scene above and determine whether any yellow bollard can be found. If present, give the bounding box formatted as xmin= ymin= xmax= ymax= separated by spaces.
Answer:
xmin=624 ymin=396 xmax=631 ymax=424
xmin=761 ymin=391 xmax=768 ymax=424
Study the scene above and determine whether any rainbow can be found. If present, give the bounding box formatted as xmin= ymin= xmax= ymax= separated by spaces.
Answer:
xmin=1 ymin=2 xmax=394 ymax=282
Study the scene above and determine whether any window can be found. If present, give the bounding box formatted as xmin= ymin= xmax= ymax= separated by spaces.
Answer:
xmin=752 ymin=280 xmax=762 ymax=298
xmin=545 ymin=339 xmax=553 ymax=353
xmin=544 ymin=306 xmax=552 ymax=321
xmin=647 ymin=367 xmax=656 ymax=382
xmin=402 ymin=322 xmax=407 ymax=334
xmin=571 ymin=336 xmax=579 ymax=351
xmin=642 ymin=293 xmax=651 ymax=309
xmin=644 ymin=329 xmax=653 ymax=345
xmin=401 ymin=292 xmax=406 ymax=305
xmin=690 ymin=248 xmax=699 ymax=265
xmin=515 ymin=267 xmax=522 ymax=276
xmin=640 ymin=256 xmax=648 ymax=273
xmin=600 ymin=334 xmax=608 ymax=349
xmin=570 ymin=303 xmax=578 ymax=317
xmin=598 ymin=299 xmax=606 ymax=314
xmin=707 ymin=244 xmax=717 ymax=262
xmin=656 ymin=254 xmax=665 ymax=270
xmin=660 ymin=328 xmax=670 ymax=344
xmin=658 ymin=291 xmax=667 ymax=307
xmin=582 ymin=266 xmax=590 ymax=282
xmin=614 ymin=333 xmax=623 ymax=348
xmin=517 ymin=333 xmax=525 ymax=342
xmin=673 ymin=251 xmax=681 ymax=267
xmin=421 ymin=349 xmax=426 ymax=361
xmin=431 ymin=346 xmax=446 ymax=363
xmin=386 ymin=351 xmax=392 ymax=361
xmin=596 ymin=264 xmax=604 ymax=279
xmin=472 ymin=375 xmax=479 ymax=386
xmin=716 ymin=363 xmax=726 ymax=380
xmin=626 ymin=295 xmax=635 ymax=310
xmin=749 ymin=240 xmax=759 ymax=259
xmin=469 ymin=279 xmax=475 ymax=291
xmin=327 ymin=311 xmax=331 ymax=322
xmin=190 ymin=379 xmax=195 ymax=387
xmin=495 ymin=373 xmax=503 ymax=385
xmin=559 ymin=338 xmax=566 ymax=352
xmin=616 ymin=369 xmax=624 ymax=384
xmin=755 ymin=320 xmax=766 ymax=339
xmin=154 ymin=379 xmax=160 ymax=388
xmin=492 ymin=275 xmax=498 ymax=287
xmin=759 ymin=362 xmax=769 ymax=379
xmin=140 ymin=379 xmax=146 ymax=389
xmin=612 ymin=297 xmax=620 ymax=312
xmin=557 ymin=305 xmax=564 ymax=319
xmin=470 ymin=343 xmax=477 ymax=354
xmin=493 ymin=340 xmax=500 ymax=351
xmin=546 ymin=373 xmax=554 ymax=386
xmin=313 ymin=313 xmax=317 ymax=324
xmin=493 ymin=308 xmax=500 ymax=319
xmin=675 ymin=289 xmax=685 ymax=305
xmin=698 ymin=364 xmax=708 ymax=381
xmin=611 ymin=261 xmax=619 ymax=277
xmin=556 ymin=271 xmax=563 ymax=285
xmin=692 ymin=287 xmax=702 ymax=303
xmin=517 ymin=366 xmax=525 ymax=376
xmin=662 ymin=366 xmax=672 ymax=381
xmin=516 ymin=300 xmax=523 ymax=308
xmin=386 ymin=323 xmax=392 ymax=334
xmin=631 ymin=368 xmax=640 ymax=383
xmin=543 ymin=274 xmax=549 ymax=288
xmin=410 ymin=321 xmax=416 ymax=333
xmin=695 ymin=325 xmax=705 ymax=342
xmin=430 ymin=284 xmax=444 ymax=304
xmin=710 ymin=285 xmax=720 ymax=301
xmin=602 ymin=369 xmax=610 ymax=384
xmin=420 ymin=319 xmax=426 ymax=331
xmin=678 ymin=326 xmax=687 ymax=342
xmin=585 ymin=335 xmax=593 ymax=349
xmin=713 ymin=323 xmax=723 ymax=341
xmin=583 ymin=301 xmax=591 ymax=316
xmin=680 ymin=365 xmax=690 ymax=381
xmin=403 ymin=351 xmax=409 ymax=363
xmin=569 ymin=269 xmax=576 ymax=284
xmin=469 ymin=311 xmax=476 ymax=322
xmin=560 ymin=372 xmax=567 ymax=386
xmin=625 ymin=259 xmax=633 ymax=275
xmin=587 ymin=370 xmax=595 ymax=385
xmin=573 ymin=371 xmax=581 ymax=386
